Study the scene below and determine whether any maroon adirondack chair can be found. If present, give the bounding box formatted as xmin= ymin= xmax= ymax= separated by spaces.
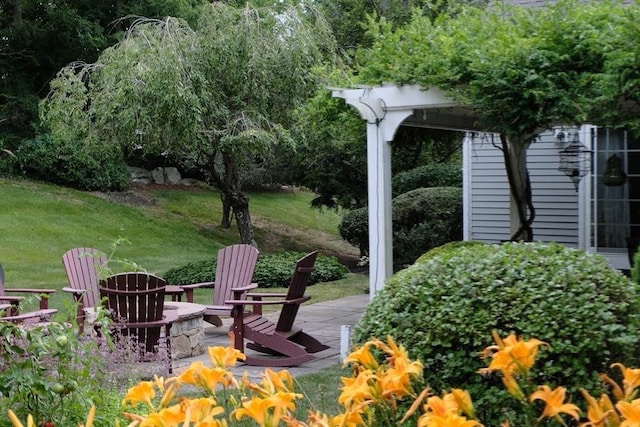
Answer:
xmin=99 ymin=272 xmax=176 ymax=374
xmin=226 ymin=251 xmax=329 ymax=367
xmin=0 ymin=263 xmax=56 ymax=316
xmin=62 ymin=247 xmax=108 ymax=331
xmin=182 ymin=244 xmax=259 ymax=327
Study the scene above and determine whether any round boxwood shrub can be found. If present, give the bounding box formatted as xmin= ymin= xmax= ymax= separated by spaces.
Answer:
xmin=340 ymin=187 xmax=462 ymax=266
xmin=391 ymin=162 xmax=462 ymax=197
xmin=352 ymin=241 xmax=640 ymax=425
xmin=163 ymin=251 xmax=348 ymax=288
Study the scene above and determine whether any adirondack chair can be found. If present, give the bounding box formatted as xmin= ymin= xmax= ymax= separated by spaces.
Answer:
xmin=0 ymin=303 xmax=57 ymax=323
xmin=182 ymin=244 xmax=259 ymax=327
xmin=98 ymin=272 xmax=177 ymax=374
xmin=63 ymin=247 xmax=185 ymax=332
xmin=62 ymin=247 xmax=107 ymax=330
xmin=0 ymin=263 xmax=56 ymax=316
xmin=225 ymin=251 xmax=329 ymax=367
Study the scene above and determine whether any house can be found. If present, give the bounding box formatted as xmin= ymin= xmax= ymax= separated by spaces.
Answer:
xmin=464 ymin=125 xmax=638 ymax=271
xmin=331 ymin=84 xmax=637 ymax=297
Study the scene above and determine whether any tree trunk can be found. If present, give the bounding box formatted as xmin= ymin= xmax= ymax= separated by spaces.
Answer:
xmin=500 ymin=134 xmax=535 ymax=241
xmin=207 ymin=150 xmax=257 ymax=247
xmin=221 ymin=194 xmax=232 ymax=229
xmin=230 ymin=192 xmax=257 ymax=247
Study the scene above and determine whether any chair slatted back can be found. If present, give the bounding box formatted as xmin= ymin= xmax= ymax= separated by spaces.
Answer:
xmin=275 ymin=251 xmax=318 ymax=333
xmin=213 ymin=244 xmax=259 ymax=308
xmin=62 ymin=248 xmax=107 ymax=309
xmin=99 ymin=273 xmax=166 ymax=354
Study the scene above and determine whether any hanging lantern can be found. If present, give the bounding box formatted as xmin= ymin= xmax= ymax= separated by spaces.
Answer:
xmin=558 ymin=132 xmax=591 ymax=191
xmin=602 ymin=153 xmax=627 ymax=186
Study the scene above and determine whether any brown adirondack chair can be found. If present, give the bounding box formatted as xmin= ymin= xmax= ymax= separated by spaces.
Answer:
xmin=99 ymin=272 xmax=177 ymax=374
xmin=62 ymin=247 xmax=107 ymax=330
xmin=0 ymin=263 xmax=56 ymax=316
xmin=182 ymin=244 xmax=259 ymax=327
xmin=226 ymin=251 xmax=329 ymax=367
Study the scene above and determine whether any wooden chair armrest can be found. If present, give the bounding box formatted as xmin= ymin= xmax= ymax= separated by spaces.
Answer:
xmin=181 ymin=282 xmax=214 ymax=303
xmin=4 ymin=288 xmax=56 ymax=294
xmin=1 ymin=309 xmax=57 ymax=322
xmin=4 ymin=289 xmax=55 ymax=310
xmin=246 ymin=292 xmax=287 ymax=299
xmin=0 ymin=295 xmax=23 ymax=303
xmin=62 ymin=287 xmax=87 ymax=302
xmin=225 ymin=296 xmax=310 ymax=307
xmin=180 ymin=282 xmax=215 ymax=289
xmin=230 ymin=283 xmax=259 ymax=293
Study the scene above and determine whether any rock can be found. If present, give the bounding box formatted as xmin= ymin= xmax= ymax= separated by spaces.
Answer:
xmin=151 ymin=167 xmax=165 ymax=184
xmin=129 ymin=167 xmax=153 ymax=185
xmin=165 ymin=167 xmax=182 ymax=185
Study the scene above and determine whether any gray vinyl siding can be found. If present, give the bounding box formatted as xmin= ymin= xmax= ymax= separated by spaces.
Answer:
xmin=466 ymin=135 xmax=511 ymax=242
xmin=466 ymin=131 xmax=580 ymax=245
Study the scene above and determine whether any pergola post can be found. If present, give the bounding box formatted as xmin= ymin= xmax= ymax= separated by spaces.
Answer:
xmin=331 ymin=84 xmax=471 ymax=298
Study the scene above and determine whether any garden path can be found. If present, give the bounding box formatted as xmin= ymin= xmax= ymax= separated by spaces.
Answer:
xmin=172 ymin=293 xmax=369 ymax=381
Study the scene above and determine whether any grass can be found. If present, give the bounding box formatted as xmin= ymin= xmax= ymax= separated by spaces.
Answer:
xmin=0 ymin=177 xmax=367 ymax=319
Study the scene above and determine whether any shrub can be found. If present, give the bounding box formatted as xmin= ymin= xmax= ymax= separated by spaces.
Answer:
xmin=163 ymin=251 xmax=348 ymax=288
xmin=337 ymin=208 xmax=368 ymax=257
xmin=339 ymin=187 xmax=462 ymax=266
xmin=351 ymin=241 xmax=640 ymax=425
xmin=391 ymin=162 xmax=462 ymax=196
xmin=17 ymin=133 xmax=129 ymax=191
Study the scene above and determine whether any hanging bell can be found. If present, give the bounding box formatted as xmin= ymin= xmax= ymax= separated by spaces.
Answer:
xmin=602 ymin=154 xmax=627 ymax=186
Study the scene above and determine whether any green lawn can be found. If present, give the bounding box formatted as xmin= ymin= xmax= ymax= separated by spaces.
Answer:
xmin=0 ymin=178 xmax=366 ymax=319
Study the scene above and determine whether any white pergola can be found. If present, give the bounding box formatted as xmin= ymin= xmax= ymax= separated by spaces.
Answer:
xmin=331 ymin=84 xmax=482 ymax=298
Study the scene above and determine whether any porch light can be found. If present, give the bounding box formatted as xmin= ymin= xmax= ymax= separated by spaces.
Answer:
xmin=558 ymin=132 xmax=591 ymax=191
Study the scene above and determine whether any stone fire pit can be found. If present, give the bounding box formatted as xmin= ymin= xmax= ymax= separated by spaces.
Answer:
xmin=164 ymin=302 xmax=206 ymax=360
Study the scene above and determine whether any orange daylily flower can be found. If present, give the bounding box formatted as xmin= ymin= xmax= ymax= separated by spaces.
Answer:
xmin=580 ymin=388 xmax=619 ymax=427
xmin=342 ymin=343 xmax=379 ymax=370
xmin=338 ymin=369 xmax=375 ymax=406
xmin=208 ymin=345 xmax=246 ymax=368
xmin=612 ymin=363 xmax=640 ymax=400
xmin=450 ymin=389 xmax=475 ymax=419
xmin=198 ymin=366 xmax=235 ymax=392
xmin=7 ymin=411 xmax=35 ymax=427
xmin=424 ymin=394 xmax=461 ymax=417
xmin=479 ymin=331 xmax=547 ymax=378
xmin=177 ymin=361 xmax=206 ymax=386
xmin=530 ymin=385 xmax=580 ymax=422
xmin=617 ymin=398 xmax=640 ymax=427
xmin=371 ymin=336 xmax=412 ymax=367
xmin=418 ymin=412 xmax=483 ymax=427
xmin=233 ymin=391 xmax=298 ymax=426
xmin=122 ymin=381 xmax=157 ymax=407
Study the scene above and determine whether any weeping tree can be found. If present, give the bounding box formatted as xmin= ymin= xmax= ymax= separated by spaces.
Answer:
xmin=40 ymin=2 xmax=340 ymax=246
xmin=355 ymin=0 xmax=636 ymax=241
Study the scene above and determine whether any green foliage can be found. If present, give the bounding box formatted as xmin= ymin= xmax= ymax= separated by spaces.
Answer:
xmin=391 ymin=162 xmax=462 ymax=196
xmin=352 ymin=241 xmax=640 ymax=425
xmin=163 ymin=251 xmax=348 ymax=288
xmin=17 ymin=132 xmax=129 ymax=191
xmin=339 ymin=187 xmax=462 ymax=265
xmin=414 ymin=240 xmax=488 ymax=264
xmin=0 ymin=321 xmax=123 ymax=426
xmin=356 ymin=0 xmax=634 ymax=134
